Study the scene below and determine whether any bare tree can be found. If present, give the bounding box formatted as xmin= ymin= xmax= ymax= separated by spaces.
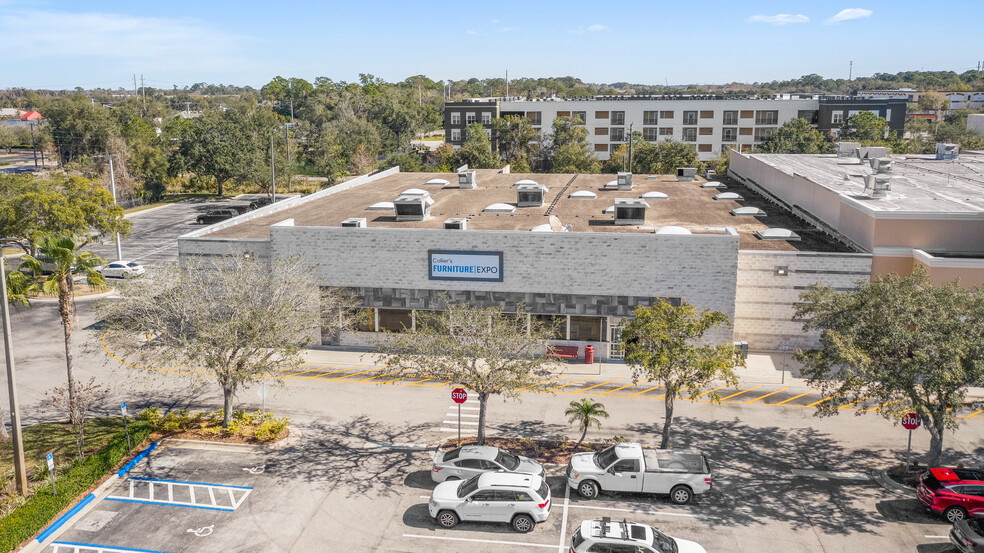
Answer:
xmin=99 ymin=254 xmax=357 ymax=428
xmin=378 ymin=301 xmax=562 ymax=445
xmin=47 ymin=377 xmax=108 ymax=457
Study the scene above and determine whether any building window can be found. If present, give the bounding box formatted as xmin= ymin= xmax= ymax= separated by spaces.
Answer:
xmin=611 ymin=111 xmax=625 ymax=125
xmin=723 ymin=111 xmax=738 ymax=125
xmin=721 ymin=144 xmax=733 ymax=154
xmin=885 ymin=109 xmax=892 ymax=121
xmin=698 ymin=144 xmax=712 ymax=152
xmin=610 ymin=127 xmax=625 ymax=142
xmin=450 ymin=128 xmax=461 ymax=142
xmin=594 ymin=143 xmax=608 ymax=152
xmin=643 ymin=111 xmax=659 ymax=125
xmin=353 ymin=308 xmax=375 ymax=332
xmin=595 ymin=127 xmax=609 ymax=136
xmin=682 ymin=128 xmax=697 ymax=142
xmin=739 ymin=127 xmax=753 ymax=136
xmin=659 ymin=111 xmax=674 ymax=119
xmin=466 ymin=112 xmax=476 ymax=125
xmin=481 ymin=112 xmax=491 ymax=124
xmin=595 ymin=111 xmax=609 ymax=119
xmin=722 ymin=128 xmax=737 ymax=142
xmin=755 ymin=110 xmax=778 ymax=125
xmin=526 ymin=111 xmax=541 ymax=125
xmin=570 ymin=316 xmax=603 ymax=341
xmin=831 ymin=112 xmax=844 ymax=124
xmin=450 ymin=112 xmax=461 ymax=125
xmin=740 ymin=110 xmax=754 ymax=119
xmin=557 ymin=111 xmax=570 ymax=117
xmin=754 ymin=127 xmax=775 ymax=141
xmin=572 ymin=111 xmax=586 ymax=124
xmin=700 ymin=110 xmax=714 ymax=119
xmin=609 ymin=144 xmax=620 ymax=153
xmin=533 ymin=314 xmax=567 ymax=339
xmin=699 ymin=127 xmax=713 ymax=136
xmin=644 ymin=127 xmax=659 ymax=141
xmin=378 ymin=309 xmax=413 ymax=332
xmin=683 ymin=111 xmax=698 ymax=125
xmin=659 ymin=127 xmax=673 ymax=136
xmin=485 ymin=129 xmax=491 ymax=140
xmin=798 ymin=110 xmax=818 ymax=124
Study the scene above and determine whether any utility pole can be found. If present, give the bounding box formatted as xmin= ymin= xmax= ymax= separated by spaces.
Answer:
xmin=133 ymin=74 xmax=138 ymax=99
xmin=849 ymin=61 xmax=853 ymax=81
xmin=29 ymin=122 xmax=37 ymax=168
xmin=140 ymin=75 xmax=145 ymax=111
xmin=627 ymin=123 xmax=633 ymax=173
xmin=1 ymin=255 xmax=28 ymax=495
xmin=505 ymin=70 xmax=509 ymax=98
xmin=108 ymin=155 xmax=123 ymax=261
xmin=270 ymin=133 xmax=276 ymax=203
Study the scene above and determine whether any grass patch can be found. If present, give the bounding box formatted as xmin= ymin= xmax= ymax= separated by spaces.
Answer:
xmin=0 ymin=419 xmax=151 ymax=552
xmin=140 ymin=408 xmax=289 ymax=444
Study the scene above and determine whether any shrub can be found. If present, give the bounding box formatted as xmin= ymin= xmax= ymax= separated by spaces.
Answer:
xmin=254 ymin=418 xmax=288 ymax=441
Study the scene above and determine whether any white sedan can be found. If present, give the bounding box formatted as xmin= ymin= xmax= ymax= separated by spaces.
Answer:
xmin=97 ymin=261 xmax=145 ymax=279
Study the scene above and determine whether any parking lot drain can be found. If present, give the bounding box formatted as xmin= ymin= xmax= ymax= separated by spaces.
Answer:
xmin=106 ymin=477 xmax=252 ymax=512
xmin=51 ymin=542 xmax=174 ymax=553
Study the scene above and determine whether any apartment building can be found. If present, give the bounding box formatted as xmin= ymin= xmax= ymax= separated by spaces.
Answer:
xmin=443 ymin=95 xmax=905 ymax=162
xmin=858 ymin=89 xmax=984 ymax=110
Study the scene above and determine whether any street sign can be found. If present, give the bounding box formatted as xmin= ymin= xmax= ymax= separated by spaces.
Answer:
xmin=120 ymin=402 xmax=127 ymax=416
xmin=46 ymin=452 xmax=53 ymax=471
xmin=901 ymin=413 xmax=921 ymax=430
xmin=780 ymin=341 xmax=789 ymax=351
xmin=451 ymin=388 xmax=467 ymax=404
xmin=46 ymin=452 xmax=56 ymax=494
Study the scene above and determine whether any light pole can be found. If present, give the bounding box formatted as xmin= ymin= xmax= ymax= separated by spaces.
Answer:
xmin=108 ymin=155 xmax=123 ymax=261
xmin=1 ymin=255 xmax=28 ymax=494
xmin=780 ymin=340 xmax=789 ymax=385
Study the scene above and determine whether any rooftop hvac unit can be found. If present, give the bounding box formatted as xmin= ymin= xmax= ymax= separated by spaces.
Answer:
xmin=458 ymin=170 xmax=477 ymax=189
xmin=871 ymin=158 xmax=893 ymax=173
xmin=936 ymin=143 xmax=959 ymax=160
xmin=444 ymin=218 xmax=468 ymax=230
xmin=613 ymin=198 xmax=649 ymax=226
xmin=863 ymin=174 xmax=892 ymax=199
xmin=836 ymin=142 xmax=861 ymax=157
xmin=516 ymin=183 xmax=547 ymax=207
xmin=705 ymin=169 xmax=716 ymax=180
xmin=340 ymin=218 xmax=367 ymax=228
xmin=676 ymin=168 xmax=697 ymax=182
xmin=394 ymin=192 xmax=434 ymax=221
xmin=616 ymin=172 xmax=633 ymax=190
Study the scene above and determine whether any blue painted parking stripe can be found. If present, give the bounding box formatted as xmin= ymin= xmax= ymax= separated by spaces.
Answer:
xmin=36 ymin=494 xmax=95 ymax=542
xmin=116 ymin=442 xmax=158 ymax=477
xmin=128 ymin=476 xmax=253 ymax=490
xmin=53 ymin=541 xmax=174 ymax=553
xmin=103 ymin=497 xmax=235 ymax=512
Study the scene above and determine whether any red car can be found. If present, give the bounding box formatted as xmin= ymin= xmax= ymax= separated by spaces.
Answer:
xmin=917 ymin=467 xmax=984 ymax=522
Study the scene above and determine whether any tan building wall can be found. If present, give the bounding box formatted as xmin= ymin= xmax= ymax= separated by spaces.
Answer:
xmin=870 ymin=254 xmax=914 ymax=279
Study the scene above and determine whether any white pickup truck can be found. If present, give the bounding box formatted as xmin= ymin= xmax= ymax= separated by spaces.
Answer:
xmin=566 ymin=443 xmax=711 ymax=504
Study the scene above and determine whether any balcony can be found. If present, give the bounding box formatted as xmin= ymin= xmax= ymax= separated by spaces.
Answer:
xmin=722 ymin=136 xmax=737 ymax=143
xmin=723 ymin=118 xmax=738 ymax=126
xmin=644 ymin=117 xmax=658 ymax=125
xmin=755 ymin=118 xmax=777 ymax=125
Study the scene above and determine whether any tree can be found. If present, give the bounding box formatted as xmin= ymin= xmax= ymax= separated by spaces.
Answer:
xmin=21 ymin=235 xmax=107 ymax=411
xmin=759 ymin=118 xmax=836 ymax=154
xmin=0 ymin=174 xmax=131 ymax=255
xmin=794 ymin=268 xmax=984 ymax=467
xmin=652 ymin=141 xmax=703 ymax=174
xmin=840 ymin=111 xmax=890 ymax=142
xmin=549 ymin=116 xmax=599 ymax=173
xmin=455 ymin=123 xmax=501 ymax=169
xmin=492 ymin=115 xmax=537 ymax=169
xmin=349 ymin=144 xmax=375 ymax=175
xmin=621 ymin=301 xmax=743 ymax=448
xmin=565 ymin=398 xmax=610 ymax=449
xmin=47 ymin=377 xmax=107 ymax=457
xmin=378 ymin=301 xmax=561 ymax=445
xmin=0 ymin=124 xmax=18 ymax=153
xmin=100 ymin=255 xmax=356 ymax=428
xmin=40 ymin=94 xmax=118 ymax=164
xmin=917 ymin=91 xmax=950 ymax=112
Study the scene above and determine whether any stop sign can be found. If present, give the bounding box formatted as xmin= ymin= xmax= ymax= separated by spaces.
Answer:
xmin=451 ymin=388 xmax=468 ymax=404
xmin=901 ymin=413 xmax=921 ymax=430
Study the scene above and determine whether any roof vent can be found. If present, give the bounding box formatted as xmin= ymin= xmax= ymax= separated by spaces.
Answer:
xmin=836 ymin=142 xmax=861 ymax=157
xmin=444 ymin=218 xmax=468 ymax=230
xmin=484 ymin=203 xmax=515 ymax=213
xmin=714 ymin=192 xmax=744 ymax=201
xmin=871 ymin=158 xmax=893 ymax=173
xmin=676 ymin=168 xmax=697 ymax=182
xmin=705 ymin=169 xmax=716 ymax=180
xmin=654 ymin=226 xmax=691 ymax=235
xmin=613 ymin=198 xmax=649 ymax=226
xmin=640 ymin=191 xmax=668 ymax=200
xmin=340 ymin=217 xmax=367 ymax=228
xmin=514 ymin=179 xmax=538 ymax=186
xmin=756 ymin=228 xmax=801 ymax=241
xmin=531 ymin=223 xmax=553 ymax=232
xmin=863 ymin=174 xmax=892 ymax=199
xmin=936 ymin=143 xmax=959 ymax=160
xmin=367 ymin=201 xmax=395 ymax=211
xmin=458 ymin=170 xmax=477 ymax=189
xmin=731 ymin=207 xmax=767 ymax=217
xmin=604 ymin=179 xmax=619 ymax=189
xmin=517 ymin=183 xmax=548 ymax=207
xmin=394 ymin=191 xmax=434 ymax=221
xmin=570 ymin=190 xmax=597 ymax=199
xmin=425 ymin=178 xmax=449 ymax=186
xmin=701 ymin=181 xmax=725 ymax=189
xmin=401 ymin=188 xmax=428 ymax=197
xmin=617 ymin=172 xmax=633 ymax=190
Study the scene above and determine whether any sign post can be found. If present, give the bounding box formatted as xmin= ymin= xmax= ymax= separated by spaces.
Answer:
xmin=257 ymin=381 xmax=269 ymax=414
xmin=901 ymin=413 xmax=921 ymax=469
xmin=451 ymin=388 xmax=467 ymax=443
xmin=121 ymin=402 xmax=131 ymax=450
xmin=780 ymin=340 xmax=789 ymax=385
xmin=46 ymin=452 xmax=55 ymax=495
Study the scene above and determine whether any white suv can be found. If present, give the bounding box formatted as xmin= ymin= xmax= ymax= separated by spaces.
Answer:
xmin=428 ymin=472 xmax=551 ymax=533
xmin=570 ymin=518 xmax=707 ymax=553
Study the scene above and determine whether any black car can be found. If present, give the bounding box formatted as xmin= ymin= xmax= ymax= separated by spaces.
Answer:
xmin=196 ymin=208 xmax=238 ymax=225
xmin=248 ymin=196 xmax=273 ymax=210
xmin=951 ymin=518 xmax=984 ymax=552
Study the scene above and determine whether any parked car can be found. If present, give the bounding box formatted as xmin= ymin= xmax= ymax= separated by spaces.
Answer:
xmin=567 ymin=442 xmax=711 ymax=504
xmin=196 ymin=208 xmax=239 ymax=225
xmin=951 ymin=518 xmax=984 ymax=552
xmin=428 ymin=472 xmax=551 ymax=533
xmin=228 ymin=204 xmax=251 ymax=215
xmin=571 ymin=517 xmax=707 ymax=553
xmin=248 ymin=196 xmax=273 ymax=210
xmin=96 ymin=261 xmax=145 ymax=279
xmin=917 ymin=467 xmax=984 ymax=522
xmin=431 ymin=445 xmax=545 ymax=483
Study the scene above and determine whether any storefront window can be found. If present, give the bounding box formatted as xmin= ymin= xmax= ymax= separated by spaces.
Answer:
xmin=378 ymin=309 xmax=413 ymax=332
xmin=532 ymin=315 xmax=566 ymax=339
xmin=352 ymin=308 xmax=375 ymax=332
xmin=570 ymin=316 xmax=603 ymax=341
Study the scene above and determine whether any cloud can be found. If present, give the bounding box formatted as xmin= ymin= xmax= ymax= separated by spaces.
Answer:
xmin=587 ymin=24 xmax=607 ymax=32
xmin=569 ymin=24 xmax=608 ymax=34
xmin=746 ymin=13 xmax=809 ymax=25
xmin=490 ymin=18 xmax=498 ymax=23
xmin=826 ymin=8 xmax=873 ymax=23
xmin=466 ymin=29 xmax=478 ymax=34
xmin=498 ymin=27 xmax=516 ymax=32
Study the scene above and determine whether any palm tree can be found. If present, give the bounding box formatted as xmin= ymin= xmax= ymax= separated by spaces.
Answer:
xmin=21 ymin=235 xmax=106 ymax=407
xmin=565 ymin=398 xmax=610 ymax=450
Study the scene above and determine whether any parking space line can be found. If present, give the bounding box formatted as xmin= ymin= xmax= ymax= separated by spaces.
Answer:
xmin=838 ymin=396 xmax=869 ymax=410
xmin=359 ymin=369 xmax=400 ymax=382
xmin=519 ymin=374 xmax=567 ymax=390
xmin=261 ymin=362 xmax=316 ymax=377
xmin=775 ymin=390 xmax=817 ymax=405
xmin=695 ymin=385 xmax=728 ymax=398
xmin=656 ymin=386 xmax=688 ymax=400
xmin=744 ymin=387 xmax=790 ymax=403
xmin=964 ymin=409 xmax=984 ymax=419
xmin=628 ymin=385 xmax=664 ymax=397
xmin=329 ymin=366 xmax=376 ymax=380
xmin=285 ymin=363 xmax=342 ymax=378
xmin=564 ymin=504 xmax=699 ymax=518
xmin=107 ymin=477 xmax=253 ymax=512
xmin=570 ymin=378 xmax=622 ymax=394
xmin=442 ymin=420 xmax=479 ymax=425
xmin=806 ymin=392 xmax=845 ymax=408
xmin=52 ymin=542 xmax=175 ymax=553
xmin=602 ymin=381 xmax=643 ymax=395
xmin=129 ymin=477 xmax=252 ymax=490
xmin=402 ymin=534 xmax=556 ymax=549
xmin=720 ymin=385 xmax=763 ymax=401
xmin=104 ymin=497 xmax=235 ymax=512
xmin=545 ymin=376 xmax=595 ymax=392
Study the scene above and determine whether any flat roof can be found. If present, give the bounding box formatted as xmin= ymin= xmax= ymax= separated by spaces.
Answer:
xmin=744 ymin=152 xmax=984 ymax=214
xmin=205 ymin=169 xmax=851 ymax=251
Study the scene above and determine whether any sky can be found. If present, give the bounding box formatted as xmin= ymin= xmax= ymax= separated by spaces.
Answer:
xmin=0 ymin=0 xmax=982 ymax=90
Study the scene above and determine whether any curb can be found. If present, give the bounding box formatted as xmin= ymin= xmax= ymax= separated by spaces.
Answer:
xmin=159 ymin=425 xmax=300 ymax=453
xmin=26 ymin=290 xmax=116 ymax=304
xmin=871 ymin=469 xmax=917 ymax=497
xmin=21 ymin=442 xmax=159 ymax=553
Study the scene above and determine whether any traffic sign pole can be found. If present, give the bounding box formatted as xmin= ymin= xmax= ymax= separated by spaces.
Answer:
xmin=906 ymin=428 xmax=913 ymax=469
xmin=121 ymin=402 xmax=131 ymax=450
xmin=451 ymin=388 xmax=468 ymax=444
xmin=47 ymin=452 xmax=55 ymax=495
xmin=901 ymin=413 xmax=921 ymax=469
xmin=458 ymin=402 xmax=461 ymax=443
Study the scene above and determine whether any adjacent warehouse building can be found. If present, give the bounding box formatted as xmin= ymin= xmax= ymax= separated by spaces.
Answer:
xmin=443 ymin=95 xmax=906 ymax=161
xmin=179 ymin=167 xmax=869 ymax=358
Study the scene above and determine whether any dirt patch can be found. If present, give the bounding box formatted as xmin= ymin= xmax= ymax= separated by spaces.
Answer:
xmin=440 ymin=436 xmax=639 ymax=465
xmin=886 ymin=464 xmax=924 ymax=488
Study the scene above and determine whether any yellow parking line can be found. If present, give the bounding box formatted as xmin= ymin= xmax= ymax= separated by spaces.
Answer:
xmin=696 ymin=385 xmax=729 ymax=398
xmin=519 ymin=374 xmax=567 ymax=391
xmin=287 ymin=363 xmax=341 ymax=377
xmin=603 ymin=381 xmax=645 ymax=395
xmin=287 ymin=365 xmax=353 ymax=380
xmin=806 ymin=392 xmax=845 ymax=408
xmin=327 ymin=366 xmax=376 ymax=381
xmin=260 ymin=362 xmax=316 ymax=377
xmin=358 ymin=369 xmax=400 ymax=382
xmin=775 ymin=390 xmax=817 ymax=405
xmin=545 ymin=376 xmax=595 ymax=392
xmin=866 ymin=399 xmax=900 ymax=413
xmin=744 ymin=387 xmax=790 ymax=404
xmin=963 ymin=409 xmax=984 ymax=419
xmin=656 ymin=386 xmax=689 ymax=400
xmin=568 ymin=378 xmax=622 ymax=394
xmin=628 ymin=385 xmax=664 ymax=397
xmin=720 ymin=385 xmax=763 ymax=401
xmin=382 ymin=373 xmax=412 ymax=384
xmin=838 ymin=396 xmax=869 ymax=410
xmin=409 ymin=377 xmax=433 ymax=386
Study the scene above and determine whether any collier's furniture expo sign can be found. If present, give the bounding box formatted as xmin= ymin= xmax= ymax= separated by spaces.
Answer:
xmin=428 ymin=250 xmax=503 ymax=282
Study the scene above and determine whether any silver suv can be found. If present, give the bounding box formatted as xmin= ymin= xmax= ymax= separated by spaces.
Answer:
xmin=570 ymin=518 xmax=707 ymax=553
xmin=428 ymin=472 xmax=551 ymax=533
xmin=432 ymin=445 xmax=545 ymax=483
